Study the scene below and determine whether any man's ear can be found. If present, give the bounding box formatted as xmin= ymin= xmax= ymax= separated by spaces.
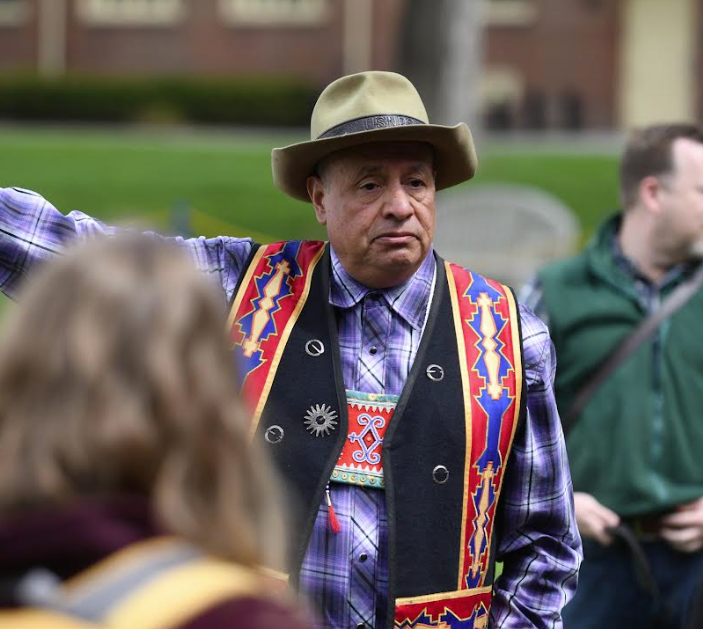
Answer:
xmin=307 ymin=176 xmax=327 ymax=225
xmin=639 ymin=175 xmax=661 ymax=213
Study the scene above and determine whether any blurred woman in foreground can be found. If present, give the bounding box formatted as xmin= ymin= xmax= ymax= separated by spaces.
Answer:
xmin=0 ymin=237 xmax=309 ymax=629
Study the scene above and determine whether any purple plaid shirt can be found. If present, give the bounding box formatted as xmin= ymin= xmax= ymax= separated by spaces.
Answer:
xmin=0 ymin=186 xmax=581 ymax=629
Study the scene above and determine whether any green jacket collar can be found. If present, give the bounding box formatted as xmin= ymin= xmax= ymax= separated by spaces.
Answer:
xmin=585 ymin=213 xmax=642 ymax=302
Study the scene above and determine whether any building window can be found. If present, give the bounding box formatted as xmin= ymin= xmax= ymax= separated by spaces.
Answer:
xmin=482 ymin=67 xmax=524 ymax=130
xmin=522 ymin=90 xmax=548 ymax=129
xmin=0 ymin=0 xmax=29 ymax=26
xmin=559 ymin=89 xmax=584 ymax=130
xmin=485 ymin=0 xmax=536 ymax=26
xmin=77 ymin=0 xmax=185 ymax=26
xmin=220 ymin=0 xmax=328 ymax=26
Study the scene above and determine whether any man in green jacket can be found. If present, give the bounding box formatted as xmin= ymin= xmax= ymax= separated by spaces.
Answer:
xmin=521 ymin=123 xmax=703 ymax=628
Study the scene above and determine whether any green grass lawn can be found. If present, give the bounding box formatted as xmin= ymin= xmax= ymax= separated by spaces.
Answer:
xmin=0 ymin=126 xmax=322 ymax=242
xmin=0 ymin=125 xmax=620 ymax=313
xmin=0 ymin=126 xmax=619 ymax=237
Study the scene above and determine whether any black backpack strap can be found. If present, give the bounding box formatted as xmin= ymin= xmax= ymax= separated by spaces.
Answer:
xmin=607 ymin=524 xmax=678 ymax=628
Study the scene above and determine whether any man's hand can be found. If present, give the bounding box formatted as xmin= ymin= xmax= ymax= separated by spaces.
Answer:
xmin=660 ymin=496 xmax=703 ymax=553
xmin=574 ymin=492 xmax=620 ymax=546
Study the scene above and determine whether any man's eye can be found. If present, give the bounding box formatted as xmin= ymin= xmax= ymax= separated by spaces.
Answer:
xmin=409 ymin=179 xmax=425 ymax=188
xmin=361 ymin=182 xmax=378 ymax=191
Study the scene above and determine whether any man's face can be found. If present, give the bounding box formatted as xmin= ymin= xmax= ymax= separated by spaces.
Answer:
xmin=655 ymin=138 xmax=703 ymax=261
xmin=307 ymin=142 xmax=436 ymax=289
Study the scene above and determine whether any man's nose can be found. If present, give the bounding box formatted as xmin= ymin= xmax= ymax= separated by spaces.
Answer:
xmin=382 ymin=181 xmax=413 ymax=220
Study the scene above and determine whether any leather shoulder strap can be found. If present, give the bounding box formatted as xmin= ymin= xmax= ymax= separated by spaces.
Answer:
xmin=564 ymin=262 xmax=703 ymax=436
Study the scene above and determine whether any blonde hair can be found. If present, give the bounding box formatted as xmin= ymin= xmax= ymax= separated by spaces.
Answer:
xmin=0 ymin=236 xmax=285 ymax=569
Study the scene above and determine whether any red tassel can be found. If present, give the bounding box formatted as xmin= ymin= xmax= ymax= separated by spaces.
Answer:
xmin=326 ymin=487 xmax=341 ymax=534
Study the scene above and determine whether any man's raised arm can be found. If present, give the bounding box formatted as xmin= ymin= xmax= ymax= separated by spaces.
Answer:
xmin=0 ymin=186 xmax=255 ymax=303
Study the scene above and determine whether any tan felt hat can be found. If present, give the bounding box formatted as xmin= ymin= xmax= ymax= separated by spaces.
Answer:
xmin=271 ymin=71 xmax=477 ymax=202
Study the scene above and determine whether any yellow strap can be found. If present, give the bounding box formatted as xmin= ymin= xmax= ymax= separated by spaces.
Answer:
xmin=0 ymin=609 xmax=98 ymax=628
xmin=0 ymin=537 xmax=289 ymax=629
xmin=103 ymin=557 xmax=270 ymax=629
xmin=62 ymin=537 xmax=186 ymax=593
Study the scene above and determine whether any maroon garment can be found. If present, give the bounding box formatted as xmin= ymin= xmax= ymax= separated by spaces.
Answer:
xmin=0 ymin=496 xmax=311 ymax=629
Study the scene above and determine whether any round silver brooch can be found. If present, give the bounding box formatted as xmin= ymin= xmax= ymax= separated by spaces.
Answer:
xmin=303 ymin=403 xmax=338 ymax=437
xmin=305 ymin=339 xmax=325 ymax=357
xmin=264 ymin=425 xmax=284 ymax=444
xmin=426 ymin=364 xmax=445 ymax=382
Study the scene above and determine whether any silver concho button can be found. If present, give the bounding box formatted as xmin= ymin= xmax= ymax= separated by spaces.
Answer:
xmin=305 ymin=339 xmax=325 ymax=357
xmin=426 ymin=364 xmax=444 ymax=381
xmin=303 ymin=403 xmax=338 ymax=437
xmin=432 ymin=465 xmax=449 ymax=484
xmin=264 ymin=425 xmax=284 ymax=444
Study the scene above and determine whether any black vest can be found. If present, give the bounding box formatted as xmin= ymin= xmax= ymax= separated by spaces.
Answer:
xmin=231 ymin=243 xmax=526 ymax=628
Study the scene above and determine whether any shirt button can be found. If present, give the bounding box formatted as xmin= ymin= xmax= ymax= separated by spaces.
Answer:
xmin=357 ymin=624 xmax=365 ymax=629
xmin=359 ymin=553 xmax=368 ymax=562
xmin=369 ymin=346 xmax=378 ymax=355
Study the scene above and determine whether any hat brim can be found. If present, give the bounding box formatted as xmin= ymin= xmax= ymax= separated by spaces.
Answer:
xmin=271 ymin=122 xmax=477 ymax=202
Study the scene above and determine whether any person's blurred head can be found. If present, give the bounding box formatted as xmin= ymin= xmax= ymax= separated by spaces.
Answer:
xmin=620 ymin=124 xmax=703 ymax=260
xmin=0 ymin=237 xmax=285 ymax=569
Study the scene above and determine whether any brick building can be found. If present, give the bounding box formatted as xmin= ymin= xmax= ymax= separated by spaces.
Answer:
xmin=483 ymin=0 xmax=701 ymax=130
xmin=0 ymin=0 xmax=700 ymax=129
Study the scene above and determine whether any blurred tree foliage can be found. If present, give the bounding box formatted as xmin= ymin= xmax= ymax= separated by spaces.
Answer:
xmin=0 ymin=75 xmax=317 ymax=126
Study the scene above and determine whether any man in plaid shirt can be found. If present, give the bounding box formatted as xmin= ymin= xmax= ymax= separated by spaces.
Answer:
xmin=0 ymin=71 xmax=581 ymax=629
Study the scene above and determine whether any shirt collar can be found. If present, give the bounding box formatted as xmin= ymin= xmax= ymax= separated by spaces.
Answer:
xmin=610 ymin=226 xmax=688 ymax=288
xmin=329 ymin=245 xmax=436 ymax=330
